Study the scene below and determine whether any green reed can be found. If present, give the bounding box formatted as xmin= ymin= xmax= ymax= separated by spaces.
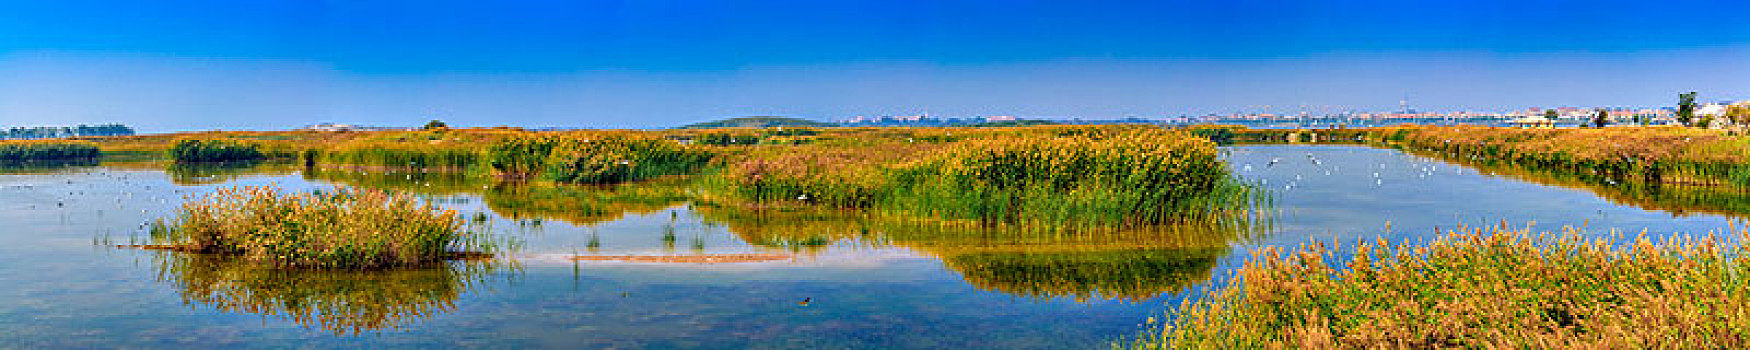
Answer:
xmin=0 ymin=141 xmax=100 ymax=163
xmin=310 ymin=141 xmax=481 ymax=169
xmin=169 ymin=139 xmax=266 ymax=163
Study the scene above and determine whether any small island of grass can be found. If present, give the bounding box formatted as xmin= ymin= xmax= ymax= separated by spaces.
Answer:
xmin=148 ymin=185 xmax=493 ymax=269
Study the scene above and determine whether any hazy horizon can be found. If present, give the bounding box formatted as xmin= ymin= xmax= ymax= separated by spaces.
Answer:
xmin=3 ymin=0 xmax=1748 ymax=133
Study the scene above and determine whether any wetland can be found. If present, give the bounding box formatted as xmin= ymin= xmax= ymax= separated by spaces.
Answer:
xmin=5 ymin=127 xmax=1750 ymax=348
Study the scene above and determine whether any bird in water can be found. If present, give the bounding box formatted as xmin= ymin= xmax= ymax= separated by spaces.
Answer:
xmin=798 ymin=297 xmax=811 ymax=306
xmin=1267 ymin=157 xmax=1281 ymax=167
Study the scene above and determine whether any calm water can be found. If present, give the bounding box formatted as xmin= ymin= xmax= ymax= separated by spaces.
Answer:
xmin=0 ymin=145 xmax=1740 ymax=348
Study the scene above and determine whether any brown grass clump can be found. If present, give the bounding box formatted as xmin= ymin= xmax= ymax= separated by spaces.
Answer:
xmin=1133 ymin=223 xmax=1750 ymax=348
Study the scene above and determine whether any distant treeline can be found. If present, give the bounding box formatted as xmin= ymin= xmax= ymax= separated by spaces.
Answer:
xmin=1 ymin=124 xmax=135 ymax=139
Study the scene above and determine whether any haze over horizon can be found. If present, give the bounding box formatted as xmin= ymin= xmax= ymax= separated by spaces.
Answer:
xmin=2 ymin=0 xmax=1748 ymax=133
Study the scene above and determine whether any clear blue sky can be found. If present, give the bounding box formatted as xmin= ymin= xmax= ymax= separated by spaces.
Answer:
xmin=1 ymin=0 xmax=1747 ymax=131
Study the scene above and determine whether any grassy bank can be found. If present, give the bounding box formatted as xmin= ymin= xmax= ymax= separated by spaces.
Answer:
xmin=150 ymin=185 xmax=492 ymax=269
xmin=1392 ymin=126 xmax=1750 ymax=186
xmin=0 ymin=141 xmax=100 ymax=164
xmin=1131 ymin=223 xmax=1750 ymax=348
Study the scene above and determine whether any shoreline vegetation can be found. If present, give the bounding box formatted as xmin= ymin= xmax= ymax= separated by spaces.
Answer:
xmin=0 ymin=140 xmax=100 ymax=164
xmin=1129 ymin=223 xmax=1750 ymax=348
xmin=108 ymin=125 xmax=1267 ymax=230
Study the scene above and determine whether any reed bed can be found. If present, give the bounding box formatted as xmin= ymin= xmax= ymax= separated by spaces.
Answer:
xmin=722 ymin=141 xmax=941 ymax=208
xmin=1395 ymin=126 xmax=1750 ymax=186
xmin=718 ymin=126 xmax=1262 ymax=229
xmin=0 ymin=141 xmax=100 ymax=163
xmin=311 ymin=140 xmax=481 ymax=170
xmin=898 ymin=128 xmax=1239 ymax=227
xmin=1132 ymin=223 xmax=1750 ymax=348
xmin=542 ymin=136 xmax=713 ymax=183
xmin=484 ymin=134 xmax=714 ymax=183
xmin=150 ymin=185 xmax=492 ymax=269
xmin=169 ymin=139 xmax=266 ymax=163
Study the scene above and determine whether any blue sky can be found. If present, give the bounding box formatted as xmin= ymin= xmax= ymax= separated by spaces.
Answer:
xmin=1 ymin=0 xmax=1747 ymax=131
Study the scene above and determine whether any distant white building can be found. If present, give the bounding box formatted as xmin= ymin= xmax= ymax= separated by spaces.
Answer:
xmin=1697 ymin=104 xmax=1729 ymax=117
xmin=303 ymin=123 xmax=409 ymax=132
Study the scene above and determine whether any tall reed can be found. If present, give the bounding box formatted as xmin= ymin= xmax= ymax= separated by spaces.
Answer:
xmin=540 ymin=136 xmax=713 ymax=183
xmin=1131 ymin=223 xmax=1750 ymax=348
xmin=151 ymin=185 xmax=491 ymax=269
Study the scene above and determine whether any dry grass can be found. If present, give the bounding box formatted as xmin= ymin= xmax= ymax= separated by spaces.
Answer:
xmin=1132 ymin=223 xmax=1750 ymax=349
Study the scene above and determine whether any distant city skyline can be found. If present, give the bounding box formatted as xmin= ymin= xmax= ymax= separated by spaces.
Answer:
xmin=2 ymin=0 xmax=1748 ymax=132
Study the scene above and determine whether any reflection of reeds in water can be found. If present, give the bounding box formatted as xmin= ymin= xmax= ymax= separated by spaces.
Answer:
xmin=945 ymin=248 xmax=1223 ymax=302
xmin=0 ymin=141 xmax=101 ymax=164
xmin=483 ymin=179 xmax=692 ymax=226
xmin=0 ymin=158 xmax=99 ymax=174
xmin=694 ymin=205 xmax=1265 ymax=301
xmin=166 ymin=162 xmax=300 ymax=185
xmin=153 ymin=252 xmax=500 ymax=335
xmin=302 ymin=166 xmax=488 ymax=196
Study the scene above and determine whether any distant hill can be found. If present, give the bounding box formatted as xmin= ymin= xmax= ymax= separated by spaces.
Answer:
xmin=678 ymin=117 xmax=837 ymax=129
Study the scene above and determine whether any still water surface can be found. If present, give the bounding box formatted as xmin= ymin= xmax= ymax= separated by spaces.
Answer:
xmin=0 ymin=145 xmax=1738 ymax=348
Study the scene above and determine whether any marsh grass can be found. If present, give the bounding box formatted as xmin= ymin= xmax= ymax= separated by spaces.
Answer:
xmin=311 ymin=140 xmax=480 ymax=170
xmin=1395 ymin=126 xmax=1750 ymax=187
xmin=150 ymin=185 xmax=493 ymax=269
xmin=170 ymin=139 xmax=266 ymax=163
xmin=0 ymin=141 xmax=100 ymax=164
xmin=541 ymin=136 xmax=713 ymax=183
xmin=721 ymin=127 xmax=1265 ymax=230
xmin=1131 ymin=223 xmax=1750 ymax=348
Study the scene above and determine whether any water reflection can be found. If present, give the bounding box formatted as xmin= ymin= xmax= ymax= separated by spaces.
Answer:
xmin=1406 ymin=148 xmax=1750 ymax=218
xmin=482 ymin=181 xmax=689 ymax=226
xmin=301 ymin=166 xmax=484 ymax=196
xmin=151 ymin=252 xmax=500 ymax=335
xmin=694 ymin=206 xmax=1254 ymax=301
xmin=0 ymin=159 xmax=99 ymax=174
xmin=164 ymin=162 xmax=298 ymax=185
xmin=943 ymin=248 xmax=1223 ymax=302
